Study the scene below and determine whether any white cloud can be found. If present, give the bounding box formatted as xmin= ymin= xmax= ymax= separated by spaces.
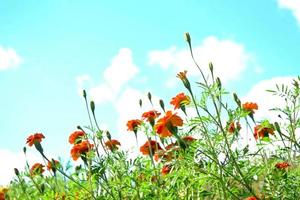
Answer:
xmin=0 ymin=149 xmax=42 ymax=185
xmin=103 ymin=48 xmax=139 ymax=93
xmin=76 ymin=48 xmax=139 ymax=104
xmin=278 ymin=0 xmax=300 ymax=24
xmin=0 ymin=46 xmax=22 ymax=71
xmin=148 ymin=36 xmax=250 ymax=84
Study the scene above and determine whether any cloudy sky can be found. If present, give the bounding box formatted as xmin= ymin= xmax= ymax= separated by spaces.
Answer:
xmin=1 ymin=0 xmax=300 ymax=185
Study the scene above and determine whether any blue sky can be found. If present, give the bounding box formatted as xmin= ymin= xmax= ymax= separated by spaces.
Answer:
xmin=0 ymin=0 xmax=300 ymax=184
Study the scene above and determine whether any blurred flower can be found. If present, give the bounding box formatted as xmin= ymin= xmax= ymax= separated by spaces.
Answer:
xmin=170 ymin=93 xmax=190 ymax=109
xmin=127 ymin=119 xmax=142 ymax=132
xmin=139 ymin=140 xmax=162 ymax=155
xmin=47 ymin=159 xmax=60 ymax=171
xmin=254 ymin=125 xmax=274 ymax=140
xmin=245 ymin=197 xmax=257 ymax=200
xmin=71 ymin=140 xmax=94 ymax=161
xmin=154 ymin=150 xmax=173 ymax=162
xmin=105 ymin=139 xmax=121 ymax=151
xmin=242 ymin=102 xmax=258 ymax=113
xmin=161 ymin=164 xmax=172 ymax=176
xmin=30 ymin=163 xmax=45 ymax=176
xmin=154 ymin=111 xmax=183 ymax=137
xmin=26 ymin=133 xmax=45 ymax=147
xmin=142 ymin=110 xmax=161 ymax=125
xmin=228 ymin=121 xmax=241 ymax=134
xmin=275 ymin=161 xmax=290 ymax=169
xmin=182 ymin=136 xmax=196 ymax=143
xmin=69 ymin=130 xmax=85 ymax=144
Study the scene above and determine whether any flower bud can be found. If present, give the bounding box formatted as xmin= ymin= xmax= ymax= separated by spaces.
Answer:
xmin=209 ymin=62 xmax=213 ymax=73
xmin=216 ymin=77 xmax=222 ymax=90
xmin=90 ymin=101 xmax=95 ymax=113
xmin=139 ymin=99 xmax=142 ymax=108
xmin=14 ymin=168 xmax=20 ymax=176
xmin=83 ymin=89 xmax=87 ymax=98
xmin=23 ymin=147 xmax=27 ymax=154
xmin=147 ymin=92 xmax=152 ymax=103
xmin=159 ymin=99 xmax=165 ymax=112
xmin=184 ymin=32 xmax=191 ymax=44
xmin=233 ymin=93 xmax=241 ymax=107
xmin=106 ymin=131 xmax=112 ymax=141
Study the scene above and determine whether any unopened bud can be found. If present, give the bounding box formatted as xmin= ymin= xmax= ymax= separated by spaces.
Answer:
xmin=14 ymin=168 xmax=20 ymax=176
xmin=147 ymin=92 xmax=152 ymax=103
xmin=233 ymin=93 xmax=241 ymax=107
xmin=184 ymin=32 xmax=191 ymax=44
xmin=90 ymin=101 xmax=95 ymax=113
xmin=139 ymin=99 xmax=142 ymax=107
xmin=274 ymin=122 xmax=282 ymax=134
xmin=83 ymin=90 xmax=87 ymax=99
xmin=106 ymin=131 xmax=112 ymax=141
xmin=209 ymin=62 xmax=213 ymax=73
xmin=216 ymin=77 xmax=222 ymax=90
xmin=23 ymin=147 xmax=27 ymax=154
xmin=159 ymin=99 xmax=165 ymax=112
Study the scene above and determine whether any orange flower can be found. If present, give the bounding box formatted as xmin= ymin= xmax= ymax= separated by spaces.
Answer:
xmin=139 ymin=140 xmax=162 ymax=155
xmin=254 ymin=125 xmax=274 ymax=140
xmin=176 ymin=70 xmax=187 ymax=81
xmin=69 ymin=130 xmax=85 ymax=144
xmin=154 ymin=150 xmax=173 ymax=162
xmin=105 ymin=139 xmax=121 ymax=151
xmin=275 ymin=161 xmax=290 ymax=169
xmin=242 ymin=102 xmax=258 ymax=113
xmin=142 ymin=110 xmax=161 ymax=122
xmin=161 ymin=164 xmax=172 ymax=176
xmin=30 ymin=163 xmax=45 ymax=176
xmin=0 ymin=192 xmax=4 ymax=200
xmin=26 ymin=133 xmax=45 ymax=147
xmin=182 ymin=136 xmax=196 ymax=143
xmin=47 ymin=159 xmax=60 ymax=171
xmin=70 ymin=140 xmax=94 ymax=161
xmin=170 ymin=93 xmax=190 ymax=109
xmin=228 ymin=121 xmax=241 ymax=133
xmin=127 ymin=119 xmax=142 ymax=132
xmin=245 ymin=197 xmax=257 ymax=200
xmin=154 ymin=111 xmax=183 ymax=137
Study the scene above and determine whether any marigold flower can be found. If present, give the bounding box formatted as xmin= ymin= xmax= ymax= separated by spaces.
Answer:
xmin=161 ymin=164 xmax=172 ymax=176
xmin=254 ymin=125 xmax=274 ymax=140
xmin=70 ymin=140 xmax=94 ymax=161
xmin=26 ymin=133 xmax=45 ymax=147
xmin=242 ymin=102 xmax=258 ymax=113
xmin=228 ymin=121 xmax=241 ymax=133
xmin=176 ymin=70 xmax=188 ymax=81
xmin=275 ymin=161 xmax=290 ymax=169
xmin=170 ymin=93 xmax=191 ymax=109
xmin=127 ymin=119 xmax=142 ymax=132
xmin=0 ymin=192 xmax=4 ymax=200
xmin=47 ymin=159 xmax=60 ymax=171
xmin=245 ymin=197 xmax=257 ymax=200
xmin=69 ymin=130 xmax=85 ymax=144
xmin=154 ymin=150 xmax=173 ymax=162
xmin=139 ymin=140 xmax=162 ymax=155
xmin=142 ymin=110 xmax=161 ymax=123
xmin=154 ymin=111 xmax=183 ymax=137
xmin=30 ymin=163 xmax=45 ymax=176
xmin=105 ymin=139 xmax=121 ymax=151
xmin=182 ymin=136 xmax=196 ymax=143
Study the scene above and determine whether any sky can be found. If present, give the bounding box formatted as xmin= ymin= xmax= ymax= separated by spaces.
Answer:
xmin=1 ymin=0 xmax=300 ymax=185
